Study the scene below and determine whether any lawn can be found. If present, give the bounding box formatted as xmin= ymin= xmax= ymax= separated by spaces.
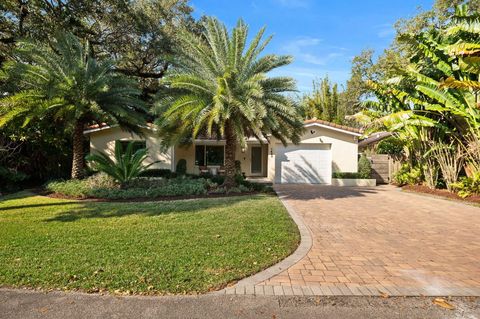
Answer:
xmin=0 ymin=192 xmax=299 ymax=295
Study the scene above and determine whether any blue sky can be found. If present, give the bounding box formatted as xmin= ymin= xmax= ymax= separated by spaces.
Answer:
xmin=191 ymin=0 xmax=434 ymax=93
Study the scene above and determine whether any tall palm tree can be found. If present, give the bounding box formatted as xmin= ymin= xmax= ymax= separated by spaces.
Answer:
xmin=0 ymin=33 xmax=146 ymax=179
xmin=155 ymin=17 xmax=303 ymax=187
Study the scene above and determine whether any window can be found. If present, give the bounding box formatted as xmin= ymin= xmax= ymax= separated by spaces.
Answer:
xmin=116 ymin=140 xmax=147 ymax=154
xmin=206 ymin=146 xmax=224 ymax=166
xmin=195 ymin=145 xmax=205 ymax=166
xmin=195 ymin=145 xmax=224 ymax=166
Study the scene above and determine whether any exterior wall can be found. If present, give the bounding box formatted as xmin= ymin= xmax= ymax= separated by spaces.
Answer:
xmin=88 ymin=127 xmax=172 ymax=170
xmin=173 ymin=142 xmax=268 ymax=177
xmin=267 ymin=126 xmax=359 ymax=182
xmin=87 ymin=124 xmax=358 ymax=182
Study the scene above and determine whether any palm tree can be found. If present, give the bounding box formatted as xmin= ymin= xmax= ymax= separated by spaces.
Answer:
xmin=155 ymin=17 xmax=303 ymax=187
xmin=0 ymin=33 xmax=146 ymax=179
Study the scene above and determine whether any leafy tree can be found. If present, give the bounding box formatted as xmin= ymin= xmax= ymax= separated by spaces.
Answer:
xmin=0 ymin=0 xmax=196 ymax=95
xmin=155 ymin=17 xmax=303 ymax=187
xmin=0 ymin=32 xmax=147 ymax=179
xmin=86 ymin=141 xmax=155 ymax=184
xmin=353 ymin=4 xmax=480 ymax=190
xmin=301 ymin=77 xmax=344 ymax=123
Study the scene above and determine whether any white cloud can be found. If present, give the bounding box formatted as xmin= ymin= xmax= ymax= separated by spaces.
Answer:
xmin=281 ymin=37 xmax=345 ymax=66
xmin=269 ymin=66 xmax=351 ymax=93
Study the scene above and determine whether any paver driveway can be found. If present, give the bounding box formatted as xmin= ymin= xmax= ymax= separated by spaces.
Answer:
xmin=231 ymin=185 xmax=480 ymax=296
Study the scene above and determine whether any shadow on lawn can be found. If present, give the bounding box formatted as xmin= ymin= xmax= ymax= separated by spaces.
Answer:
xmin=43 ymin=195 xmax=263 ymax=223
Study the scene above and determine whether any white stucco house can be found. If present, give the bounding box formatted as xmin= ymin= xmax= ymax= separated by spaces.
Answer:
xmin=84 ymin=119 xmax=362 ymax=184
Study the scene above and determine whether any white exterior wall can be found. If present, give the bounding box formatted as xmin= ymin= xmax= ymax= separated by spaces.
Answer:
xmin=88 ymin=127 xmax=172 ymax=170
xmin=87 ymin=123 xmax=358 ymax=182
xmin=174 ymin=142 xmax=268 ymax=177
xmin=267 ymin=126 xmax=359 ymax=182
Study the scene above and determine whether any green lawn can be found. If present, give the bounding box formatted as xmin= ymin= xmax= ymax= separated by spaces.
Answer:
xmin=0 ymin=192 xmax=299 ymax=295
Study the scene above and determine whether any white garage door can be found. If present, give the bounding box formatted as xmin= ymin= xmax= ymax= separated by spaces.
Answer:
xmin=275 ymin=144 xmax=332 ymax=184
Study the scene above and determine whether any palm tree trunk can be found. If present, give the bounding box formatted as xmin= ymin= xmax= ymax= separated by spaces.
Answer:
xmin=71 ymin=119 xmax=86 ymax=179
xmin=223 ymin=121 xmax=237 ymax=188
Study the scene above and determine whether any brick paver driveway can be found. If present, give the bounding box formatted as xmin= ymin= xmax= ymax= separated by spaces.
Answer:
xmin=258 ymin=185 xmax=480 ymax=296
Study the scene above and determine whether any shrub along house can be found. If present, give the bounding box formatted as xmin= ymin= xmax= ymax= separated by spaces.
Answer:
xmin=84 ymin=120 xmax=362 ymax=184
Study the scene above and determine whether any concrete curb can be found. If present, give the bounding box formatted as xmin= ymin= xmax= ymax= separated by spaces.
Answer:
xmin=213 ymin=188 xmax=313 ymax=294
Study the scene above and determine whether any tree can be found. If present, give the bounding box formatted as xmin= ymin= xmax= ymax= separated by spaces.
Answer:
xmin=0 ymin=32 xmax=147 ymax=179
xmin=155 ymin=17 xmax=303 ymax=187
xmin=353 ymin=4 xmax=480 ymax=190
xmin=301 ymin=77 xmax=344 ymax=123
xmin=0 ymin=0 xmax=196 ymax=95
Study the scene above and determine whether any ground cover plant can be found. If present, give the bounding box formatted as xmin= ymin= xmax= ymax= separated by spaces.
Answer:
xmin=0 ymin=192 xmax=299 ymax=295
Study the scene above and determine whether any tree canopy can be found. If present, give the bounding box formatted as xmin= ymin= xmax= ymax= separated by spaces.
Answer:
xmin=155 ymin=17 xmax=303 ymax=187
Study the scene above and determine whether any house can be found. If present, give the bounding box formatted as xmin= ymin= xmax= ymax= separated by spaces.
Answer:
xmin=84 ymin=120 xmax=362 ymax=184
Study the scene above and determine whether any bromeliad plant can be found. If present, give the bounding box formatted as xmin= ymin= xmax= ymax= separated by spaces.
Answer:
xmin=86 ymin=142 xmax=156 ymax=185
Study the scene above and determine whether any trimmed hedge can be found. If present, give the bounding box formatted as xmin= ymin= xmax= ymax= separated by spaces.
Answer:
xmin=332 ymin=172 xmax=363 ymax=179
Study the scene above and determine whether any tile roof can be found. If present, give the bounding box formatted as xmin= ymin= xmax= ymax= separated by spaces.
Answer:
xmin=304 ymin=119 xmax=363 ymax=134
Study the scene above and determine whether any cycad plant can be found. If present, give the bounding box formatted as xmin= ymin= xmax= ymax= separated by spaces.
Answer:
xmin=155 ymin=17 xmax=303 ymax=187
xmin=86 ymin=142 xmax=155 ymax=185
xmin=0 ymin=32 xmax=146 ymax=179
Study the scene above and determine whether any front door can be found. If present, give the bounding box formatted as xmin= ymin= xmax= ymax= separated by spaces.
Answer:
xmin=251 ymin=146 xmax=262 ymax=174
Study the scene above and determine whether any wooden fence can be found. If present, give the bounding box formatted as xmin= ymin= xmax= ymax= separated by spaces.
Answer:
xmin=368 ymin=154 xmax=402 ymax=184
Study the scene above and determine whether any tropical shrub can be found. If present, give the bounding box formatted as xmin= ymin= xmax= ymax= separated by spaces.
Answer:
xmin=429 ymin=142 xmax=464 ymax=191
xmin=451 ymin=173 xmax=480 ymax=198
xmin=376 ymin=137 xmax=404 ymax=158
xmin=176 ymin=159 xmax=187 ymax=175
xmin=86 ymin=142 xmax=155 ymax=184
xmin=358 ymin=155 xmax=372 ymax=179
xmin=393 ymin=163 xmax=422 ymax=186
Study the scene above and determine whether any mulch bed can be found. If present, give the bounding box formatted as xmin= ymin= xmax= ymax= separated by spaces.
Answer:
xmin=35 ymin=189 xmax=271 ymax=203
xmin=402 ymin=184 xmax=480 ymax=205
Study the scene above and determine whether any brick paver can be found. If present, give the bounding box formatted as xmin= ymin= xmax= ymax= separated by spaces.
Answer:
xmin=223 ymin=185 xmax=480 ymax=296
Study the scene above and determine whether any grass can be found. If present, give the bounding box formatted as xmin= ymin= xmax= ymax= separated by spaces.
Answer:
xmin=0 ymin=192 xmax=299 ymax=295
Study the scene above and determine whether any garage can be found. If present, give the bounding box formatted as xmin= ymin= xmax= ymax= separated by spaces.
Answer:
xmin=275 ymin=144 xmax=332 ymax=184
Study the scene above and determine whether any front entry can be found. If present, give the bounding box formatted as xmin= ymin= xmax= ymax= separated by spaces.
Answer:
xmin=251 ymin=146 xmax=262 ymax=174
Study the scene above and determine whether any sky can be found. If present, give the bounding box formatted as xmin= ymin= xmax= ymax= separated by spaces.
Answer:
xmin=191 ymin=0 xmax=434 ymax=93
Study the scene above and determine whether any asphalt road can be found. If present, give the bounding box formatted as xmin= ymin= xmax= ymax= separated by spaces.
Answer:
xmin=1 ymin=289 xmax=479 ymax=319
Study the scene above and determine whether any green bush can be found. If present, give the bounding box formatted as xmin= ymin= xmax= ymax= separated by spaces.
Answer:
xmin=234 ymin=160 xmax=244 ymax=184
xmin=451 ymin=172 xmax=480 ymax=198
xmin=176 ymin=159 xmax=187 ymax=175
xmin=393 ymin=163 xmax=422 ymax=186
xmin=46 ymin=175 xmax=209 ymax=199
xmin=377 ymin=137 xmax=404 ymax=157
xmin=332 ymin=172 xmax=363 ymax=179
xmin=94 ymin=179 xmax=208 ymax=199
xmin=46 ymin=179 xmax=93 ymax=199
xmin=358 ymin=155 xmax=372 ymax=179
xmin=0 ymin=166 xmax=29 ymax=192
xmin=139 ymin=169 xmax=176 ymax=178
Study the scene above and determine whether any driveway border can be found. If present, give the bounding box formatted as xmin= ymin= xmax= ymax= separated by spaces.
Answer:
xmin=215 ymin=188 xmax=313 ymax=295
